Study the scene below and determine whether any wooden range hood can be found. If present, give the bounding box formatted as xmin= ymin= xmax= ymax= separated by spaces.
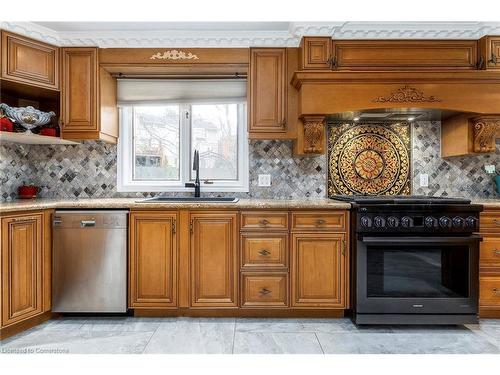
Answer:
xmin=291 ymin=70 xmax=500 ymax=156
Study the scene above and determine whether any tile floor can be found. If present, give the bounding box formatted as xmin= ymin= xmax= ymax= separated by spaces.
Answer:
xmin=1 ymin=317 xmax=500 ymax=354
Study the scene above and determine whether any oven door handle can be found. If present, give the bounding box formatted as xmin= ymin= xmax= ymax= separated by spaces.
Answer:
xmin=360 ymin=235 xmax=482 ymax=245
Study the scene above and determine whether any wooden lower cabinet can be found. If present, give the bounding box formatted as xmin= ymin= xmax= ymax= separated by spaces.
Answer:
xmin=1 ymin=211 xmax=52 ymax=336
xmin=129 ymin=212 xmax=178 ymax=308
xmin=190 ymin=212 xmax=238 ymax=308
xmin=291 ymin=232 xmax=346 ymax=308
xmin=479 ymin=209 xmax=500 ymax=318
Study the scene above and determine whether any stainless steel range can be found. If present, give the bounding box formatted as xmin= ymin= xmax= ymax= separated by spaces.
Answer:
xmin=332 ymin=195 xmax=483 ymax=325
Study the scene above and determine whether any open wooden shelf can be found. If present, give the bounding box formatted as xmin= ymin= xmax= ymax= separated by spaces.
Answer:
xmin=0 ymin=131 xmax=78 ymax=145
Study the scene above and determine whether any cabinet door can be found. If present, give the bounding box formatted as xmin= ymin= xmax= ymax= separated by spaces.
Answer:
xmin=129 ymin=212 xmax=178 ymax=308
xmin=1 ymin=213 xmax=43 ymax=327
xmin=300 ymin=37 xmax=332 ymax=70
xmin=190 ymin=212 xmax=238 ymax=307
xmin=249 ymin=48 xmax=287 ymax=133
xmin=291 ymin=233 xmax=346 ymax=308
xmin=61 ymin=47 xmax=98 ymax=136
xmin=1 ymin=31 xmax=59 ymax=90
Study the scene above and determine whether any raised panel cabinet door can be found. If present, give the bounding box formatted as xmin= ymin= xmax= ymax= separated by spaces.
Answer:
xmin=1 ymin=213 xmax=43 ymax=327
xmin=129 ymin=212 xmax=178 ymax=308
xmin=291 ymin=233 xmax=346 ymax=308
xmin=61 ymin=48 xmax=98 ymax=134
xmin=1 ymin=31 xmax=59 ymax=90
xmin=249 ymin=48 xmax=287 ymax=133
xmin=300 ymin=37 xmax=332 ymax=70
xmin=190 ymin=212 xmax=238 ymax=307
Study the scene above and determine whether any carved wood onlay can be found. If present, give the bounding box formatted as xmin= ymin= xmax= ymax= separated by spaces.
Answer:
xmin=150 ymin=50 xmax=199 ymax=60
xmin=471 ymin=116 xmax=500 ymax=153
xmin=301 ymin=115 xmax=326 ymax=154
xmin=373 ymin=85 xmax=441 ymax=103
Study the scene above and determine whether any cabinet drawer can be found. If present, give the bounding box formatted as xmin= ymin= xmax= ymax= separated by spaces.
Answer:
xmin=480 ymin=211 xmax=500 ymax=233
xmin=480 ymin=237 xmax=500 ymax=267
xmin=240 ymin=211 xmax=288 ymax=231
xmin=241 ymin=233 xmax=288 ymax=269
xmin=291 ymin=211 xmax=346 ymax=231
xmin=241 ymin=273 xmax=288 ymax=308
xmin=480 ymin=276 xmax=500 ymax=308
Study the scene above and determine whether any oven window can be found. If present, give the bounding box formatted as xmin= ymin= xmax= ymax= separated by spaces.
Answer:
xmin=366 ymin=246 xmax=469 ymax=298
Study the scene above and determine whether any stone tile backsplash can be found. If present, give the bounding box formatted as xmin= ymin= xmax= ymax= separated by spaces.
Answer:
xmin=1 ymin=140 xmax=326 ymax=201
xmin=1 ymin=121 xmax=498 ymax=201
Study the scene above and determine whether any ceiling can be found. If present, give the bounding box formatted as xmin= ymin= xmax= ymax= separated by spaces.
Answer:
xmin=2 ymin=21 xmax=500 ymax=48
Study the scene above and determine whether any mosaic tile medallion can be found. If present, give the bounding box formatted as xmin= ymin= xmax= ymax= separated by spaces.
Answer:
xmin=328 ymin=122 xmax=411 ymax=196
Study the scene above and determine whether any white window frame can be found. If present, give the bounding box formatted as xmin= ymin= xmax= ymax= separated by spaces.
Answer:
xmin=117 ymin=100 xmax=249 ymax=193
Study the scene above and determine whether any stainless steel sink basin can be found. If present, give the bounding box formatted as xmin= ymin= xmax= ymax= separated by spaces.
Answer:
xmin=138 ymin=197 xmax=239 ymax=203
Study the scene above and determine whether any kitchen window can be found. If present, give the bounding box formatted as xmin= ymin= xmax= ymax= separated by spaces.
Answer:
xmin=117 ymin=79 xmax=248 ymax=192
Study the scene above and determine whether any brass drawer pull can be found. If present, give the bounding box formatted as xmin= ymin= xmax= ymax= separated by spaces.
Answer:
xmin=315 ymin=219 xmax=326 ymax=226
xmin=493 ymin=249 xmax=500 ymax=256
xmin=259 ymin=288 xmax=271 ymax=296
xmin=259 ymin=219 xmax=270 ymax=226
xmin=493 ymin=288 xmax=500 ymax=296
xmin=258 ymin=249 xmax=270 ymax=256
xmin=493 ymin=219 xmax=500 ymax=226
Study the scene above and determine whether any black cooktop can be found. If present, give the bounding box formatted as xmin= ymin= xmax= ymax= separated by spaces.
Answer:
xmin=330 ymin=195 xmax=471 ymax=205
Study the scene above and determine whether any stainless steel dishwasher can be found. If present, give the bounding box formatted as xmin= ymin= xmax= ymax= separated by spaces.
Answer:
xmin=52 ymin=210 xmax=128 ymax=313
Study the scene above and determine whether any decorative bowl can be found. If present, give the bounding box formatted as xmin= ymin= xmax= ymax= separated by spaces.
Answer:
xmin=0 ymin=103 xmax=55 ymax=134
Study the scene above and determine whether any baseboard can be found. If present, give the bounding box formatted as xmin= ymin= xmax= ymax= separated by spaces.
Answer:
xmin=133 ymin=308 xmax=346 ymax=318
xmin=479 ymin=309 xmax=500 ymax=318
xmin=0 ymin=312 xmax=54 ymax=340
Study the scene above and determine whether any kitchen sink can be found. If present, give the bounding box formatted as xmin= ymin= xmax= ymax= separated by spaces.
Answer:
xmin=138 ymin=197 xmax=239 ymax=203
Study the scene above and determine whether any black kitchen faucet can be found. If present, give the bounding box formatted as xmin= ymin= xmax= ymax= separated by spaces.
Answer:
xmin=185 ymin=149 xmax=201 ymax=197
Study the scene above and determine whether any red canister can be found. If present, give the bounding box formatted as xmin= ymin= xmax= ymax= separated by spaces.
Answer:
xmin=18 ymin=185 xmax=39 ymax=199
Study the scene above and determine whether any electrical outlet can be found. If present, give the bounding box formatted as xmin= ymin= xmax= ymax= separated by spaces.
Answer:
xmin=420 ymin=174 xmax=429 ymax=187
xmin=258 ymin=174 xmax=271 ymax=187
xmin=485 ymin=165 xmax=496 ymax=174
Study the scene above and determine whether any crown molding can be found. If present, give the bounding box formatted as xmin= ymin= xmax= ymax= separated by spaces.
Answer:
xmin=2 ymin=21 xmax=500 ymax=48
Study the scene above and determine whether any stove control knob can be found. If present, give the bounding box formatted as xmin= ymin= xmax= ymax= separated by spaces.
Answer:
xmin=465 ymin=216 xmax=477 ymax=229
xmin=425 ymin=216 xmax=437 ymax=228
xmin=387 ymin=216 xmax=399 ymax=228
xmin=360 ymin=216 xmax=372 ymax=228
xmin=439 ymin=216 xmax=452 ymax=228
xmin=401 ymin=216 xmax=411 ymax=228
xmin=374 ymin=216 xmax=386 ymax=228
xmin=452 ymin=216 xmax=465 ymax=228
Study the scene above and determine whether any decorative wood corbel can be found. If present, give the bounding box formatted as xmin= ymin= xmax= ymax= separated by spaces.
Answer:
xmin=471 ymin=115 xmax=500 ymax=153
xmin=301 ymin=115 xmax=326 ymax=154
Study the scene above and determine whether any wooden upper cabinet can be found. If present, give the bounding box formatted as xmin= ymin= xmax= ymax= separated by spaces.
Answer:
xmin=300 ymin=37 xmax=333 ymax=70
xmin=129 ymin=212 xmax=178 ymax=308
xmin=1 ymin=31 xmax=59 ymax=90
xmin=331 ymin=40 xmax=479 ymax=70
xmin=249 ymin=48 xmax=287 ymax=134
xmin=61 ymin=47 xmax=118 ymax=143
xmin=1 ymin=213 xmax=43 ymax=328
xmin=291 ymin=232 xmax=346 ymax=308
xmin=190 ymin=212 xmax=238 ymax=308
xmin=480 ymin=36 xmax=500 ymax=70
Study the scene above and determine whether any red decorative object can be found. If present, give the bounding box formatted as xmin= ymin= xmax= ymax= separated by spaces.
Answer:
xmin=40 ymin=128 xmax=57 ymax=137
xmin=0 ymin=115 xmax=14 ymax=132
xmin=18 ymin=185 xmax=39 ymax=199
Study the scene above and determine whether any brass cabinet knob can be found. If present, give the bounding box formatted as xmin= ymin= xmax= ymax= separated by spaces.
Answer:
xmin=315 ymin=219 xmax=326 ymax=226
xmin=259 ymin=288 xmax=271 ymax=295
xmin=259 ymin=219 xmax=270 ymax=226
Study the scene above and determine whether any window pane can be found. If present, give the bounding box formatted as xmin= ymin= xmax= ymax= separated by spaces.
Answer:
xmin=133 ymin=106 xmax=180 ymax=180
xmin=191 ymin=104 xmax=238 ymax=180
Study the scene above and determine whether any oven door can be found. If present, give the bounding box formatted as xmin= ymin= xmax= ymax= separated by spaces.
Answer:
xmin=356 ymin=236 xmax=480 ymax=314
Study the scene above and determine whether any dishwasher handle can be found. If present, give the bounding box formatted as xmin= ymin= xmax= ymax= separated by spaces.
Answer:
xmin=80 ymin=220 xmax=96 ymax=228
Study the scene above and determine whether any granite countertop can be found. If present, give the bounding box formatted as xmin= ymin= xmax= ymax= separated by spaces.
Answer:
xmin=472 ymin=199 xmax=500 ymax=209
xmin=0 ymin=198 xmax=352 ymax=214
